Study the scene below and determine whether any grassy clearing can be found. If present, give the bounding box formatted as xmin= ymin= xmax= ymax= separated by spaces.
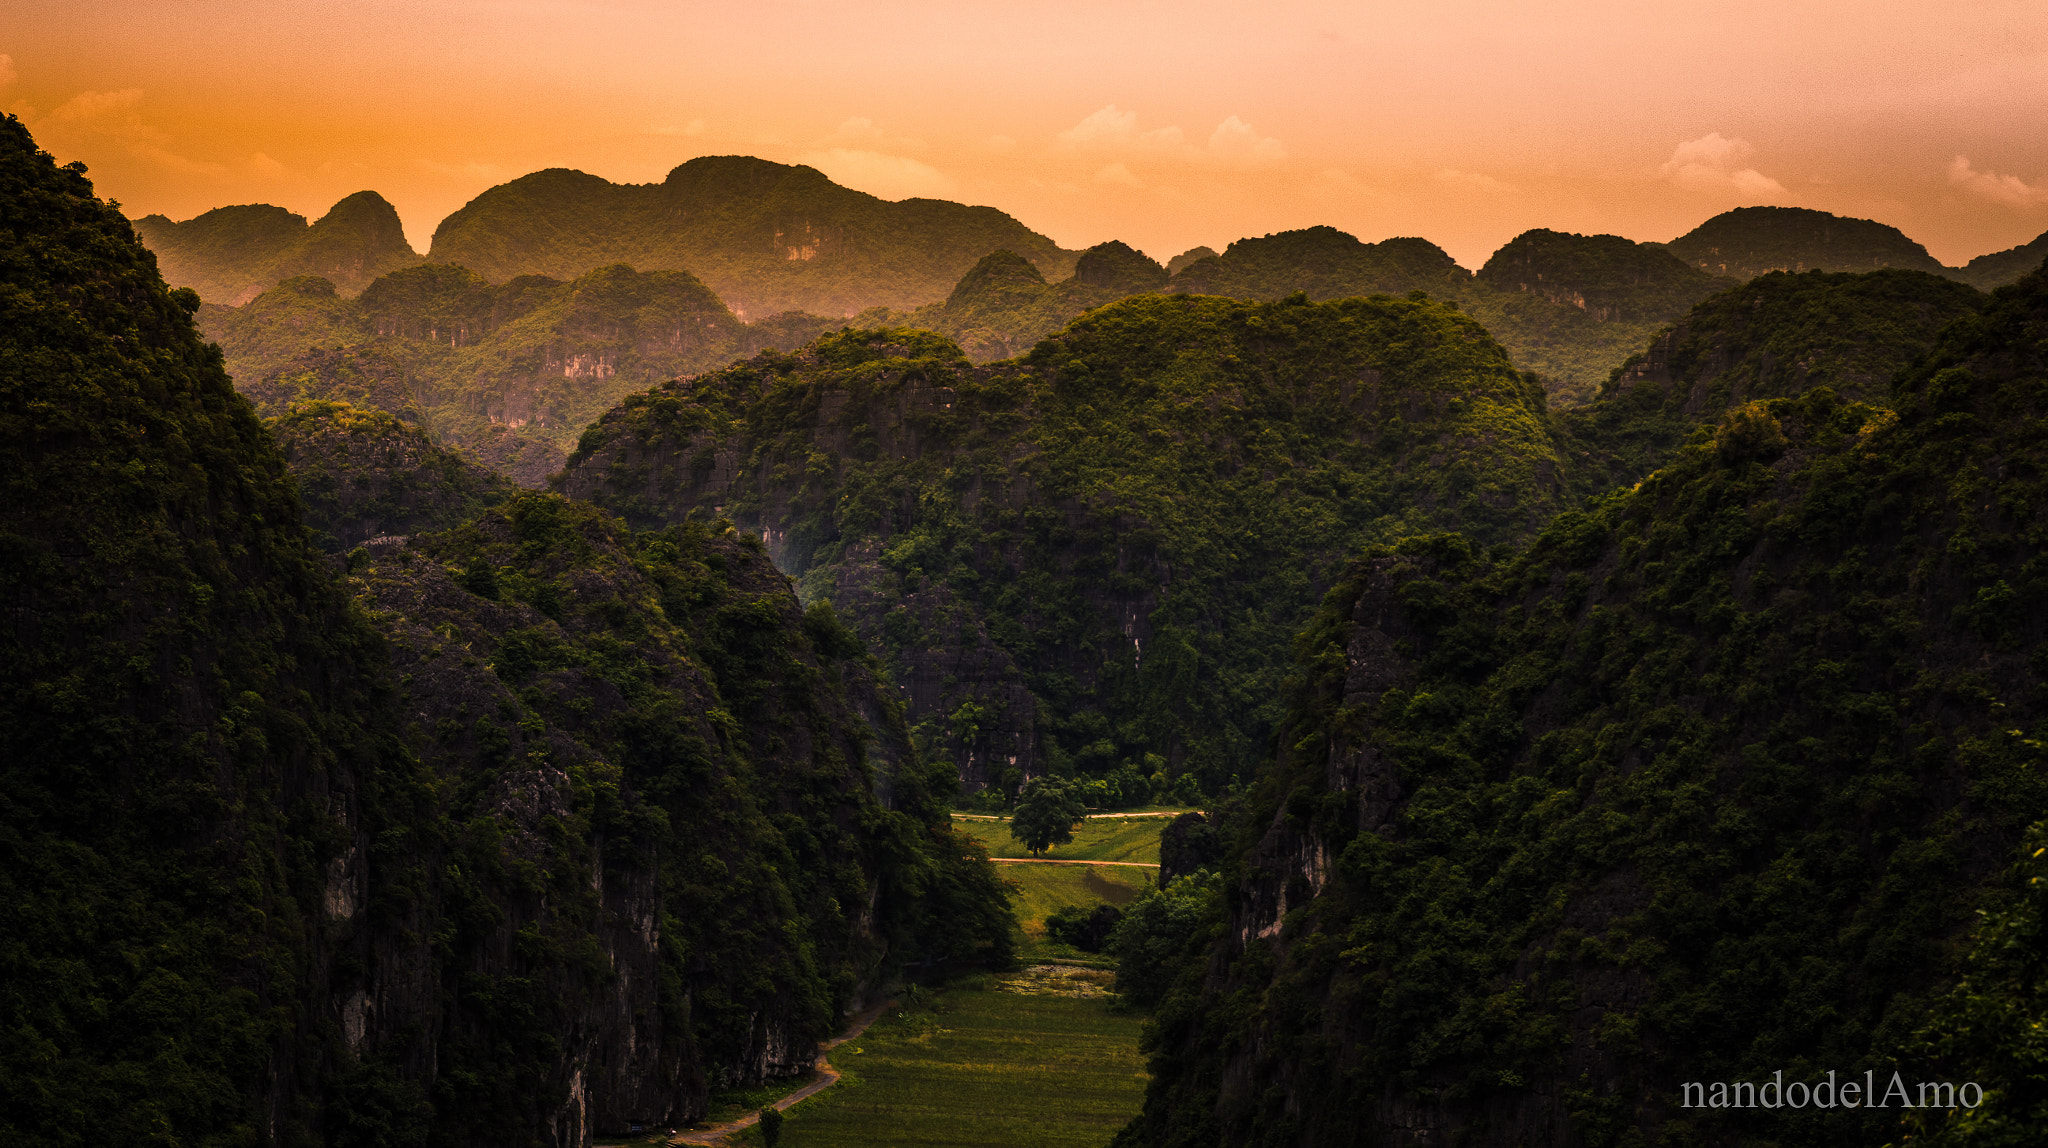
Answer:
xmin=764 ymin=979 xmax=1148 ymax=1148
xmin=955 ymin=814 xmax=1168 ymax=864
xmin=1003 ymin=862 xmax=1152 ymax=962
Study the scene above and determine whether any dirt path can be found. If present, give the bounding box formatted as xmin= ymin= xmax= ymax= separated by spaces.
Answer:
xmin=991 ymin=857 xmax=1159 ymax=868
xmin=665 ymin=998 xmax=895 ymax=1145
xmin=951 ymin=811 xmax=1188 ymax=822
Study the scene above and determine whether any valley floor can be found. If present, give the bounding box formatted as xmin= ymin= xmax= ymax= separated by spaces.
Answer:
xmin=752 ymin=979 xmax=1148 ymax=1148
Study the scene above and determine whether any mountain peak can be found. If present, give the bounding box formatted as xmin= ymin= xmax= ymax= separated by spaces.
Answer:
xmin=1666 ymin=204 xmax=1944 ymax=279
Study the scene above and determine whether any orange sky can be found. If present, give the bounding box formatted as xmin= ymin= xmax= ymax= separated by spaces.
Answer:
xmin=7 ymin=0 xmax=2047 ymax=269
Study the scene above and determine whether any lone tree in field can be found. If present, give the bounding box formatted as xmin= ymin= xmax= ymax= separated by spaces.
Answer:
xmin=1010 ymin=778 xmax=1086 ymax=857
xmin=759 ymin=1105 xmax=783 ymax=1146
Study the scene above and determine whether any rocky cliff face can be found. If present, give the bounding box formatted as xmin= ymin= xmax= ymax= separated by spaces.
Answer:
xmin=554 ymin=297 xmax=1569 ymax=799
xmin=201 ymin=262 xmax=763 ymax=486
xmin=1562 ymin=268 xmax=1984 ymax=498
xmin=426 ymin=156 xmax=1080 ymax=318
xmin=2 ymin=114 xmax=1007 ymax=1148
xmin=1665 ymin=205 xmax=1948 ymax=281
xmin=270 ymin=399 xmax=514 ymax=549
xmin=1476 ymin=229 xmax=1732 ymax=324
xmin=1115 ymin=271 xmax=2048 ymax=1147
xmin=134 ymin=190 xmax=422 ymax=303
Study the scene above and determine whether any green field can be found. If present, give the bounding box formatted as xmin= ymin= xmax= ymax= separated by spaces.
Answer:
xmin=1002 ymin=863 xmax=1152 ymax=960
xmin=954 ymin=814 xmax=1174 ymax=864
xmin=767 ymin=980 xmax=1148 ymax=1148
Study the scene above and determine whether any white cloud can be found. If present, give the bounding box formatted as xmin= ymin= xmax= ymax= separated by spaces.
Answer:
xmin=48 ymin=88 xmax=143 ymax=124
xmin=798 ymin=148 xmax=956 ymax=200
xmin=249 ymin=152 xmax=287 ymax=178
xmin=981 ymin=134 xmax=1017 ymax=153
xmin=1207 ymin=116 xmax=1284 ymax=161
xmin=1947 ymin=155 xmax=2048 ymax=208
xmin=1094 ymin=162 xmax=1142 ymax=187
xmin=1435 ymin=168 xmax=1517 ymax=194
xmin=1058 ymin=105 xmax=1184 ymax=151
xmin=0 ymin=55 xmax=16 ymax=88
xmin=1057 ymin=105 xmax=1285 ymax=168
xmin=1658 ymin=133 xmax=1786 ymax=199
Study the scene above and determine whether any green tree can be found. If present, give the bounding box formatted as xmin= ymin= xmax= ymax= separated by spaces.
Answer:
xmin=1009 ymin=778 xmax=1085 ymax=856
xmin=1904 ymin=821 xmax=2048 ymax=1145
xmin=759 ymin=1105 xmax=784 ymax=1146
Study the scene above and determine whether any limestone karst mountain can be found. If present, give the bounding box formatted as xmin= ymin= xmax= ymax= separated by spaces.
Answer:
xmin=1153 ymin=225 xmax=1733 ymax=406
xmin=426 ymin=156 xmax=1081 ymax=318
xmin=553 ymin=295 xmax=1571 ymax=798
xmin=1 ymin=113 xmax=1009 ymax=1147
xmin=1665 ymin=204 xmax=1948 ymax=280
xmin=1112 ymin=264 xmax=2047 ymax=1148
xmin=202 ymin=261 xmax=799 ymax=485
xmin=133 ymin=189 xmax=422 ymax=303
xmin=1951 ymin=227 xmax=2048 ymax=291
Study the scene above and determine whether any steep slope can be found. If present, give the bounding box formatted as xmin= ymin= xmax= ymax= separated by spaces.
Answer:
xmin=1 ymin=112 xmax=434 ymax=1146
xmin=1465 ymin=229 xmax=1739 ymax=405
xmin=1565 ymin=268 xmax=1985 ymax=495
xmin=133 ymin=190 xmax=422 ymax=303
xmin=1 ymin=115 xmax=1010 ymax=1147
xmin=1160 ymin=226 xmax=1735 ymax=407
xmin=1116 ymin=270 xmax=2048 ymax=1147
xmin=1666 ymin=205 xmax=1947 ymax=281
xmin=554 ymin=295 xmax=1567 ymax=799
xmin=270 ymin=399 xmax=514 ymax=549
xmin=1166 ymin=227 xmax=1470 ymax=301
xmin=865 ymin=241 xmax=1172 ymax=362
xmin=428 ymin=156 xmax=1079 ymax=317
xmin=202 ymin=261 xmax=771 ymax=485
xmin=1476 ymin=229 xmax=1733 ymax=324
xmin=336 ymin=495 xmax=1009 ymax=1145
xmin=1951 ymin=229 xmax=2048 ymax=292
xmin=1167 ymin=246 xmax=1220 ymax=276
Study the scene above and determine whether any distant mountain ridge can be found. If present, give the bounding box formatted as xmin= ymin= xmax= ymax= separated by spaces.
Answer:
xmin=202 ymin=261 xmax=851 ymax=484
xmin=1664 ymin=204 xmax=1947 ymax=279
xmin=133 ymin=190 xmax=421 ymax=303
xmin=426 ymin=156 xmax=1081 ymax=318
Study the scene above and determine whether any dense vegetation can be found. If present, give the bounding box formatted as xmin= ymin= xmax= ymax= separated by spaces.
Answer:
xmin=0 ymin=115 xmax=1011 ymax=1147
xmin=135 ymin=191 xmax=422 ymax=303
xmin=200 ymin=260 xmax=844 ymax=484
xmin=426 ymin=157 xmax=1080 ymax=318
xmin=1952 ymin=229 xmax=2048 ymax=292
xmin=270 ymin=400 xmax=514 ymax=550
xmin=1113 ymin=267 xmax=2048 ymax=1146
xmin=1664 ymin=205 xmax=1948 ymax=281
xmin=1562 ymin=268 xmax=1986 ymax=496
xmin=848 ymin=242 xmax=1170 ymax=363
xmin=1154 ymin=226 xmax=1734 ymax=406
xmin=555 ymin=294 xmax=1567 ymax=801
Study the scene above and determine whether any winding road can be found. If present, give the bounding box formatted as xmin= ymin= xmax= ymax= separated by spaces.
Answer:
xmin=665 ymin=998 xmax=895 ymax=1145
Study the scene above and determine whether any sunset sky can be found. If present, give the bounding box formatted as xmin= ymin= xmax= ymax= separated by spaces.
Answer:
xmin=6 ymin=0 xmax=2046 ymax=269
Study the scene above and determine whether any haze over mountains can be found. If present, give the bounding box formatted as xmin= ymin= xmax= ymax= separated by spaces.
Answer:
xmin=9 ymin=105 xmax=2048 ymax=1148
xmin=137 ymin=156 xmax=2048 ymax=423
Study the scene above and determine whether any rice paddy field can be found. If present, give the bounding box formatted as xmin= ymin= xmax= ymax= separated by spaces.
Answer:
xmin=953 ymin=812 xmax=1174 ymax=864
xmin=764 ymin=978 xmax=1149 ymax=1148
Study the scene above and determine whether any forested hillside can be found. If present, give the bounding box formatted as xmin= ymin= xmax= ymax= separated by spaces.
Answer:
xmin=847 ymin=241 xmax=1171 ymax=362
xmin=426 ymin=157 xmax=1080 ymax=317
xmin=200 ymin=260 xmax=847 ymax=484
xmin=1113 ymin=267 xmax=2048 ymax=1147
xmin=555 ymin=295 xmax=1569 ymax=800
xmin=1665 ymin=205 xmax=1948 ymax=281
xmin=0 ymin=115 xmax=1008 ymax=1148
xmin=1152 ymin=226 xmax=1734 ymax=406
xmin=135 ymin=190 xmax=422 ymax=303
